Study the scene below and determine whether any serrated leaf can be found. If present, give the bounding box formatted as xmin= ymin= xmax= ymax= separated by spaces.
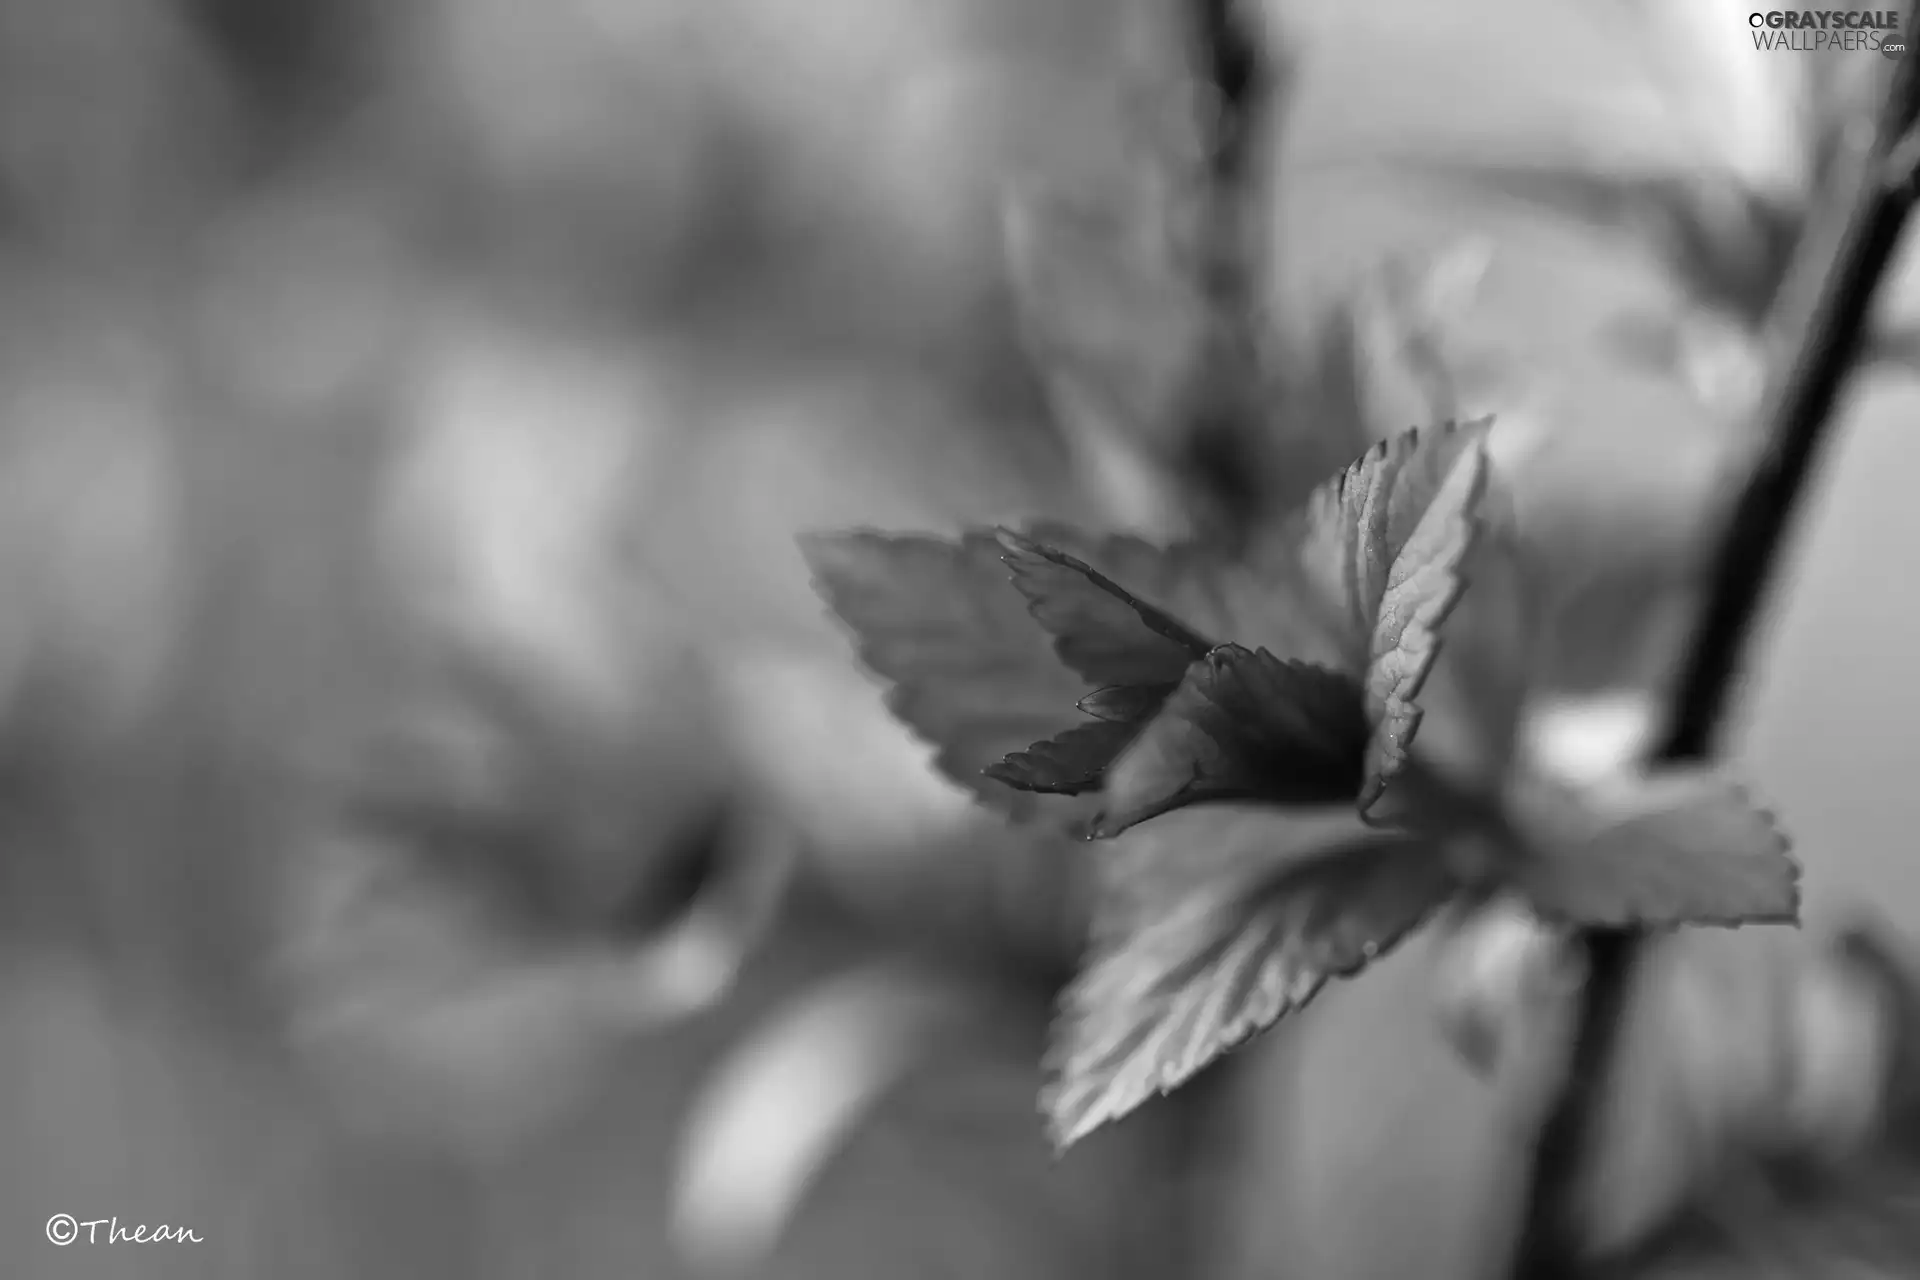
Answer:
xmin=997 ymin=528 xmax=1215 ymax=687
xmin=1270 ymin=420 xmax=1492 ymax=819
xmin=1078 ymin=684 xmax=1170 ymax=723
xmin=982 ymin=528 xmax=1209 ymax=800
xmin=984 ymin=720 xmax=1144 ymax=797
xmin=802 ymin=422 xmax=1488 ymax=829
xmin=1360 ymin=427 xmax=1491 ymax=817
xmin=1081 ymin=530 xmax=1348 ymax=668
xmin=1043 ymin=809 xmax=1455 ymax=1149
xmin=986 ymin=527 xmax=1350 ymax=802
xmin=799 ymin=530 xmax=1090 ymax=813
xmin=804 ymin=524 xmax=1260 ymax=818
xmin=1287 ymin=419 xmax=1491 ymax=654
xmin=1503 ymin=767 xmax=1801 ymax=929
xmin=1391 ymin=486 xmax=1539 ymax=805
xmin=1277 ymin=244 xmax=1504 ymax=512
xmin=1092 ymin=645 xmax=1369 ymax=838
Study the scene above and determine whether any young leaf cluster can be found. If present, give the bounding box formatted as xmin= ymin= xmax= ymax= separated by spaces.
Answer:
xmin=803 ymin=415 xmax=1799 ymax=1149
xmin=797 ymin=3 xmax=1813 ymax=1152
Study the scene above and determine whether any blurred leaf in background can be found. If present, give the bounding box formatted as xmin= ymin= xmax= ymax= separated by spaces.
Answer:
xmin=0 ymin=1 xmax=1238 ymax=1277
xmin=1437 ymin=899 xmax=1920 ymax=1277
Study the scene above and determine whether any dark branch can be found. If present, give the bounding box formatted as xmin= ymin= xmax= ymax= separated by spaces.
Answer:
xmin=1177 ymin=0 xmax=1283 ymax=544
xmin=1507 ymin=13 xmax=1920 ymax=1277
xmin=1192 ymin=0 xmax=1266 ymax=188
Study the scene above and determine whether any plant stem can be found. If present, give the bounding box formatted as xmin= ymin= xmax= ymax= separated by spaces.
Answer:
xmin=1194 ymin=0 xmax=1264 ymax=188
xmin=1162 ymin=6 xmax=1293 ymax=1276
xmin=1505 ymin=15 xmax=1920 ymax=1277
xmin=1177 ymin=0 xmax=1290 ymax=546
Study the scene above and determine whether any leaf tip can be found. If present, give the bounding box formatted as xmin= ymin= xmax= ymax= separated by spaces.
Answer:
xmin=792 ymin=526 xmax=843 ymax=586
xmin=993 ymin=525 xmax=1043 ymax=560
xmin=1513 ymin=770 xmax=1805 ymax=930
xmin=1038 ymin=1076 xmax=1117 ymax=1155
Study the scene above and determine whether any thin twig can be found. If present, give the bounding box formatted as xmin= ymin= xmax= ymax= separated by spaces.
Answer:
xmin=1505 ymin=14 xmax=1920 ymax=1277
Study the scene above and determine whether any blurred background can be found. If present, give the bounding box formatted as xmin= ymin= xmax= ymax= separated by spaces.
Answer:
xmin=4 ymin=0 xmax=1920 ymax=1277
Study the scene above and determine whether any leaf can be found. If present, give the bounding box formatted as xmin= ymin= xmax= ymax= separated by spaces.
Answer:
xmin=1287 ymin=420 xmax=1490 ymax=653
xmin=799 ymin=530 xmax=1090 ymax=814
xmin=1072 ymin=528 xmax=1348 ymax=668
xmin=1275 ymin=419 xmax=1493 ymax=818
xmin=1018 ymin=494 xmax=1352 ymax=675
xmin=986 ymin=526 xmax=1354 ymax=803
xmin=1503 ymin=767 xmax=1801 ymax=929
xmin=996 ymin=528 xmax=1215 ymax=687
xmin=1043 ymin=808 xmax=1456 ymax=1149
xmin=1078 ymin=684 xmax=1170 ymax=723
xmin=1277 ymin=242 xmax=1505 ymax=508
xmin=1391 ymin=485 xmax=1540 ymax=806
xmin=984 ymin=528 xmax=1244 ymax=802
xmin=1360 ymin=426 xmax=1492 ymax=816
xmin=804 ymin=524 xmax=1261 ymax=819
xmin=984 ymin=721 xmax=1144 ymax=797
xmin=1092 ymin=645 xmax=1369 ymax=837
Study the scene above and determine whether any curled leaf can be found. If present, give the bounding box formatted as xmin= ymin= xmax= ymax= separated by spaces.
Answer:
xmin=1361 ymin=424 xmax=1492 ymax=816
xmin=804 ymin=518 xmax=1331 ymax=821
xmin=997 ymin=528 xmax=1215 ymax=687
xmin=1078 ymin=684 xmax=1171 ymax=723
xmin=1274 ymin=419 xmax=1493 ymax=818
xmin=1400 ymin=484 xmax=1540 ymax=800
xmin=1044 ymin=808 xmax=1455 ymax=1149
xmin=980 ymin=529 xmax=1235 ymax=801
xmin=1286 ymin=419 xmax=1491 ymax=655
xmin=1503 ymin=766 xmax=1801 ymax=930
xmin=1092 ymin=644 xmax=1369 ymax=837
